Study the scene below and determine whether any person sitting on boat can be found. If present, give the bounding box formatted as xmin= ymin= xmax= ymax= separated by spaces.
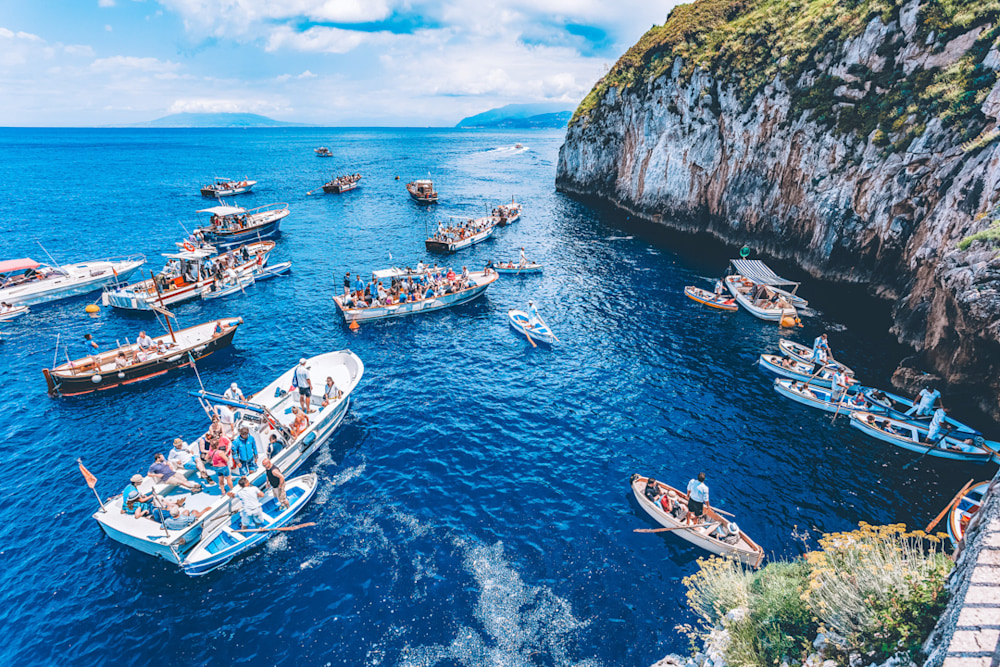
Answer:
xmin=290 ymin=405 xmax=310 ymax=437
xmin=224 ymin=382 xmax=245 ymax=403
xmin=229 ymin=477 xmax=267 ymax=529
xmin=122 ymin=474 xmax=155 ymax=518
xmin=643 ymin=478 xmax=661 ymax=502
xmin=779 ymin=357 xmax=796 ymax=370
xmin=713 ymin=522 xmax=741 ymax=545
xmin=163 ymin=505 xmax=211 ymax=530
xmin=267 ymin=433 xmax=283 ymax=457
xmin=213 ymin=320 xmax=225 ymax=337
xmin=905 ymin=386 xmax=941 ymax=418
xmin=136 ymin=331 xmax=154 ymax=352
xmin=322 ymin=376 xmax=342 ymax=406
xmin=115 ymin=352 xmax=129 ymax=369
xmin=686 ymin=473 xmax=710 ymax=525
xmin=168 ymin=437 xmax=212 ymax=482
xmin=147 ymin=453 xmax=203 ymax=491
xmin=847 ymin=392 xmax=868 ymax=410
xmin=232 ymin=426 xmax=258 ymax=477
xmin=925 ymin=407 xmax=951 ymax=443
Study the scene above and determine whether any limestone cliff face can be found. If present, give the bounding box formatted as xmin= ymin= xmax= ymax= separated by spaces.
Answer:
xmin=558 ymin=0 xmax=1000 ymax=417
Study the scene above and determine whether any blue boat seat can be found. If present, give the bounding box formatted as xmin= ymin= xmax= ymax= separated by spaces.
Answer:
xmin=207 ymin=530 xmax=243 ymax=554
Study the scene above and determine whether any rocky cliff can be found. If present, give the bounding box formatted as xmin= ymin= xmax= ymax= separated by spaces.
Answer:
xmin=558 ymin=0 xmax=1000 ymax=417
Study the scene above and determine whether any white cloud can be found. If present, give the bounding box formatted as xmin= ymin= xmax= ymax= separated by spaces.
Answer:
xmin=298 ymin=69 xmax=317 ymax=79
xmin=167 ymin=97 xmax=290 ymax=114
xmin=90 ymin=55 xmax=180 ymax=74
xmin=105 ymin=24 xmax=113 ymax=31
xmin=98 ymin=0 xmax=116 ymax=7
xmin=265 ymin=25 xmax=371 ymax=54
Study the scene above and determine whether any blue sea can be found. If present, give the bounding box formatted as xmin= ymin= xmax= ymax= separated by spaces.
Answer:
xmin=0 ymin=127 xmax=990 ymax=665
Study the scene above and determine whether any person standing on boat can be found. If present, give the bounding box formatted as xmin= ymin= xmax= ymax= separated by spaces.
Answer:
xmin=519 ymin=247 xmax=527 ymax=267
xmin=262 ymin=459 xmax=289 ymax=510
xmin=343 ymin=272 xmax=352 ymax=298
xmin=831 ymin=369 xmax=853 ymax=403
xmin=224 ymin=382 xmax=245 ymax=403
xmin=905 ymin=386 xmax=941 ymax=418
xmin=295 ymin=358 xmax=314 ymax=413
xmin=229 ymin=477 xmax=266 ymax=529
xmin=528 ymin=300 xmax=540 ymax=323
xmin=686 ymin=473 xmax=710 ymax=525
xmin=232 ymin=426 xmax=258 ymax=477
xmin=925 ymin=407 xmax=951 ymax=443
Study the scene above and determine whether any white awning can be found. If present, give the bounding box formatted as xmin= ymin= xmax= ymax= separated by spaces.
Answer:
xmin=730 ymin=259 xmax=799 ymax=287
xmin=197 ymin=205 xmax=245 ymax=215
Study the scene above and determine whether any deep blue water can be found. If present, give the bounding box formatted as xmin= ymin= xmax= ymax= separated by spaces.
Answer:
xmin=0 ymin=127 xmax=993 ymax=666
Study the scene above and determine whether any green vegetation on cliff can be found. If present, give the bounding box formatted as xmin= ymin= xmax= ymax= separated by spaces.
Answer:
xmin=572 ymin=0 xmax=999 ymax=145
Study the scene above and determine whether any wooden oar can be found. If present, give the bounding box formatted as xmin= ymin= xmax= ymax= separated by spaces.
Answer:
xmin=534 ymin=313 xmax=560 ymax=342
xmin=522 ymin=328 xmax=537 ymax=348
xmin=925 ymin=478 xmax=975 ymax=532
xmin=829 ymin=392 xmax=847 ymax=423
xmin=634 ymin=525 xmax=697 ymax=534
xmin=711 ymin=507 xmax=736 ymax=518
xmin=903 ymin=429 xmax=949 ymax=470
xmin=234 ymin=521 xmax=315 ymax=534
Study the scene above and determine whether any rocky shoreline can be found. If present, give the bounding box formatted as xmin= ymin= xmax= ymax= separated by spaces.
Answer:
xmin=557 ymin=0 xmax=1000 ymax=419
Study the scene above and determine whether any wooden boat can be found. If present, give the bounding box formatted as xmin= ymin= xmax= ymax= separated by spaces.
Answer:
xmin=0 ymin=255 xmax=145 ymax=307
xmin=315 ymin=147 xmax=333 ymax=157
xmin=195 ymin=202 xmax=288 ymax=249
xmin=102 ymin=242 xmax=273 ymax=311
xmin=407 ymin=179 xmax=438 ymax=204
xmin=43 ymin=318 xmax=242 ymax=397
xmin=758 ymin=353 xmax=839 ymax=388
xmin=0 ymin=304 xmax=29 ymax=321
xmin=684 ymin=285 xmax=738 ymax=311
xmin=200 ymin=179 xmax=256 ymax=197
xmin=493 ymin=262 xmax=542 ymax=274
xmin=254 ymin=261 xmax=291 ymax=281
xmin=849 ymin=412 xmax=997 ymax=464
xmin=629 ymin=474 xmax=764 ymax=567
xmin=201 ymin=275 xmax=254 ymax=300
xmin=778 ymin=338 xmax=854 ymax=376
xmin=322 ymin=174 xmax=361 ymax=194
xmin=93 ymin=350 xmax=364 ymax=564
xmin=493 ymin=201 xmax=522 ymax=227
xmin=508 ymin=309 xmax=556 ymax=345
xmin=947 ymin=481 xmax=990 ymax=547
xmin=425 ymin=222 xmax=495 ymax=253
xmin=724 ymin=275 xmax=797 ymax=321
xmin=332 ymin=267 xmax=498 ymax=323
xmin=181 ymin=473 xmax=318 ymax=576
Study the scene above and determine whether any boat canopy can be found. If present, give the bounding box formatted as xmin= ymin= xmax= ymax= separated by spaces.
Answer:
xmin=163 ymin=247 xmax=216 ymax=260
xmin=730 ymin=259 xmax=799 ymax=287
xmin=373 ymin=267 xmax=421 ymax=279
xmin=197 ymin=205 xmax=245 ymax=215
xmin=0 ymin=258 xmax=41 ymax=273
xmin=413 ymin=180 xmax=433 ymax=186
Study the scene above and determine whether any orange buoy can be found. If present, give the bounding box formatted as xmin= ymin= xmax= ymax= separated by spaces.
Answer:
xmin=349 ymin=320 xmax=360 ymax=331
xmin=85 ymin=304 xmax=100 ymax=314
xmin=780 ymin=314 xmax=796 ymax=328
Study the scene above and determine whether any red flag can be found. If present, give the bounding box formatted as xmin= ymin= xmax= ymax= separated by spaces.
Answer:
xmin=79 ymin=461 xmax=97 ymax=489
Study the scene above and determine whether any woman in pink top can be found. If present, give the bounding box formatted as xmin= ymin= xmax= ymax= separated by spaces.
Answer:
xmin=209 ymin=443 xmax=233 ymax=494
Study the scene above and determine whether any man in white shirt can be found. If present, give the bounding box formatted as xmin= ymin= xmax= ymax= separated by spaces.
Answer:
xmin=167 ymin=437 xmax=211 ymax=481
xmin=216 ymin=404 xmax=235 ymax=437
xmin=224 ymin=382 xmax=245 ymax=402
xmin=519 ymin=247 xmax=527 ymax=267
xmin=905 ymin=387 xmax=941 ymax=418
xmin=831 ymin=370 xmax=852 ymax=403
xmin=926 ymin=407 xmax=950 ymax=443
xmin=686 ymin=472 xmax=710 ymax=525
xmin=137 ymin=331 xmax=154 ymax=351
xmin=229 ymin=477 xmax=266 ymax=528
xmin=295 ymin=358 xmax=314 ymax=413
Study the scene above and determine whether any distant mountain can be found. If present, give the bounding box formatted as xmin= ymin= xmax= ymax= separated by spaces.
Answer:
xmin=127 ymin=113 xmax=307 ymax=128
xmin=456 ymin=104 xmax=574 ymax=129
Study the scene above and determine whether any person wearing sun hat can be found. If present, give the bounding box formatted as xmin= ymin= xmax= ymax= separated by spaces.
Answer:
xmin=122 ymin=474 xmax=153 ymax=519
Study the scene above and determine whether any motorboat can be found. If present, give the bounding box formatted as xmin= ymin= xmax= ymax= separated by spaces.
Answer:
xmin=200 ymin=178 xmax=256 ymax=197
xmin=194 ymin=202 xmax=289 ymax=249
xmin=407 ymin=180 xmax=438 ymax=204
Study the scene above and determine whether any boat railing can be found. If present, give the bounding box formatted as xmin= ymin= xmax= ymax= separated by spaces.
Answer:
xmin=246 ymin=202 xmax=289 ymax=216
xmin=106 ymin=253 xmax=147 ymax=266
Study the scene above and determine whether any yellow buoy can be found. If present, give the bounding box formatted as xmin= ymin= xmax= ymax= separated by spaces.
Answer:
xmin=349 ymin=320 xmax=360 ymax=331
xmin=780 ymin=314 xmax=796 ymax=328
xmin=85 ymin=304 xmax=100 ymax=314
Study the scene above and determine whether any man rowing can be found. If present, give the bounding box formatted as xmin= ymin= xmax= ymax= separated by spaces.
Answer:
xmin=904 ymin=386 xmax=942 ymax=418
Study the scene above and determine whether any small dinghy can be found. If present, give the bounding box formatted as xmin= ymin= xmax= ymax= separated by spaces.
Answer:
xmin=684 ymin=285 xmax=738 ymax=311
xmin=758 ymin=353 xmax=839 ymax=388
xmin=493 ymin=261 xmax=542 ymax=274
xmin=630 ymin=475 xmax=764 ymax=567
xmin=946 ymin=481 xmax=990 ymax=547
xmin=202 ymin=275 xmax=254 ymax=300
xmin=0 ymin=304 xmax=29 ymax=321
xmin=849 ymin=412 xmax=997 ymax=464
xmin=182 ymin=473 xmax=319 ymax=576
xmin=254 ymin=261 xmax=292 ymax=281
xmin=508 ymin=308 xmax=556 ymax=345
xmin=778 ymin=339 xmax=854 ymax=375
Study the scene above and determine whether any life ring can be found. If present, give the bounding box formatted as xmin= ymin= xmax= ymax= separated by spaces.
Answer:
xmin=183 ymin=242 xmax=195 ymax=252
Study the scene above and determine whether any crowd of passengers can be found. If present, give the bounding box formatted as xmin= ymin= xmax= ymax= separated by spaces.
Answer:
xmin=340 ymin=262 xmax=490 ymax=309
xmin=429 ymin=216 xmax=493 ymax=244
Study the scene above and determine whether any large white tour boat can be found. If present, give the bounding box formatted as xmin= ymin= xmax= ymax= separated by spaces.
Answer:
xmin=0 ymin=255 xmax=145 ymax=306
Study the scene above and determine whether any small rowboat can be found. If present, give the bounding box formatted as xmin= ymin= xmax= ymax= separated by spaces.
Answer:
xmin=182 ymin=473 xmax=319 ymax=576
xmin=493 ymin=262 xmax=542 ymax=274
xmin=849 ymin=412 xmax=997 ymax=464
xmin=684 ymin=285 xmax=738 ymax=311
xmin=778 ymin=339 xmax=854 ymax=376
xmin=254 ymin=261 xmax=292 ymax=281
xmin=508 ymin=309 xmax=556 ymax=345
xmin=758 ymin=353 xmax=840 ymax=388
xmin=947 ymin=481 xmax=990 ymax=547
xmin=630 ymin=474 xmax=764 ymax=567
xmin=315 ymin=147 xmax=333 ymax=157
xmin=0 ymin=305 xmax=29 ymax=321
xmin=202 ymin=275 xmax=254 ymax=300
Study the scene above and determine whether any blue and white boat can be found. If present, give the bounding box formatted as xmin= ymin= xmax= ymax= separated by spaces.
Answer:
xmin=201 ymin=274 xmax=254 ymax=300
xmin=195 ymin=202 xmax=289 ymax=250
xmin=181 ymin=473 xmax=318 ymax=576
xmin=254 ymin=261 xmax=292 ymax=281
xmin=849 ymin=412 xmax=997 ymax=464
xmin=508 ymin=308 xmax=556 ymax=345
xmin=92 ymin=350 xmax=364 ymax=564
xmin=493 ymin=261 xmax=542 ymax=274
xmin=757 ymin=353 xmax=839 ymax=388
xmin=0 ymin=255 xmax=144 ymax=306
xmin=947 ymin=481 xmax=990 ymax=547
xmin=778 ymin=338 xmax=854 ymax=376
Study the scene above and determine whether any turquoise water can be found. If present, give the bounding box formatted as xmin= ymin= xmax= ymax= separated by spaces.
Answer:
xmin=0 ymin=127 xmax=987 ymax=665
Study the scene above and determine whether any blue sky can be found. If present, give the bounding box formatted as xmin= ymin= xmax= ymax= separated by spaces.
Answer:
xmin=0 ymin=0 xmax=678 ymax=126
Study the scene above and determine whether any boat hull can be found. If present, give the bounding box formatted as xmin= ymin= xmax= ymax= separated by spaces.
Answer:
xmin=947 ymin=481 xmax=990 ymax=547
xmin=508 ymin=310 xmax=555 ymax=345
xmin=334 ymin=273 xmax=498 ymax=323
xmin=849 ymin=413 xmax=995 ymax=463
xmin=425 ymin=227 xmax=495 ymax=253
xmin=758 ymin=354 xmax=837 ymax=388
xmin=322 ymin=181 xmax=360 ymax=194
xmin=1 ymin=258 xmax=144 ymax=306
xmin=724 ymin=276 xmax=797 ymax=321
xmin=201 ymin=213 xmax=286 ymax=250
xmin=201 ymin=186 xmax=253 ymax=197
xmin=254 ymin=261 xmax=291 ymax=281
xmin=494 ymin=264 xmax=541 ymax=274
xmin=684 ymin=285 xmax=738 ymax=311
xmin=45 ymin=321 xmax=240 ymax=397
